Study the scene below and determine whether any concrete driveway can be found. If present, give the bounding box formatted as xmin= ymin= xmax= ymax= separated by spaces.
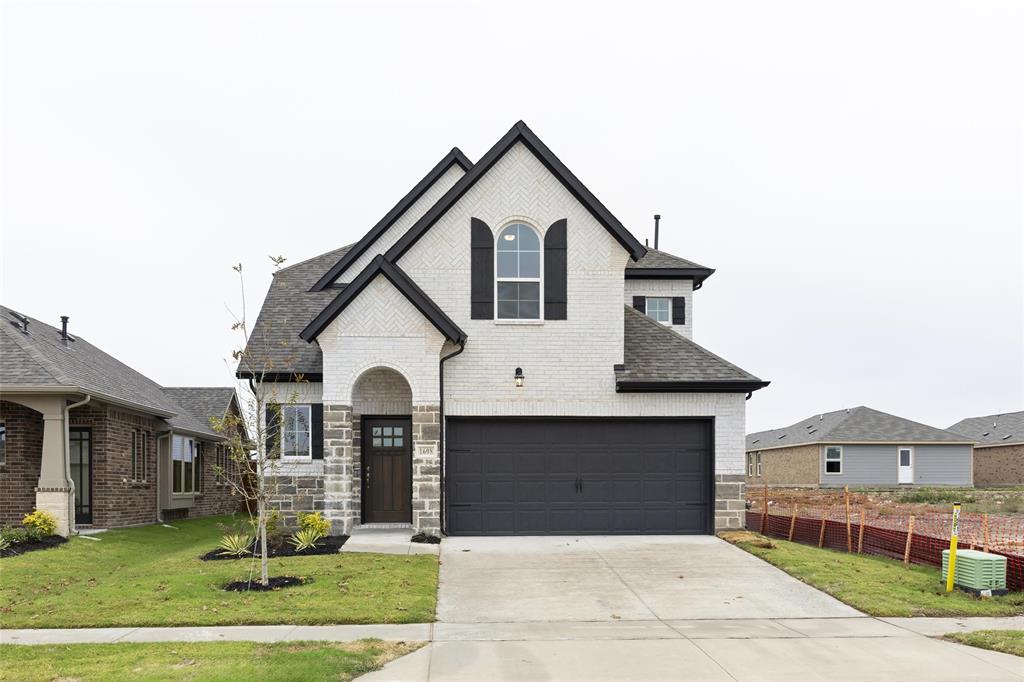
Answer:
xmin=437 ymin=535 xmax=858 ymax=622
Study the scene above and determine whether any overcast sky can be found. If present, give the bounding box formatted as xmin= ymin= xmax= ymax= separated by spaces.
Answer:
xmin=2 ymin=1 xmax=1021 ymax=433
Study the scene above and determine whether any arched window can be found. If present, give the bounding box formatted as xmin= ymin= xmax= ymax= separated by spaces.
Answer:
xmin=495 ymin=222 xmax=542 ymax=319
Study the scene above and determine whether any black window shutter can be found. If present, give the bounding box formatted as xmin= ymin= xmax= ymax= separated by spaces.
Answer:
xmin=672 ymin=297 xmax=686 ymax=325
xmin=311 ymin=403 xmax=324 ymax=460
xmin=632 ymin=296 xmax=646 ymax=312
xmin=470 ymin=218 xmax=494 ymax=319
xmin=265 ymin=403 xmax=279 ymax=458
xmin=544 ymin=219 xmax=568 ymax=320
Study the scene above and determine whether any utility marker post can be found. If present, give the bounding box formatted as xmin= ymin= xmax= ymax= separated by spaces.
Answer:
xmin=946 ymin=502 xmax=961 ymax=593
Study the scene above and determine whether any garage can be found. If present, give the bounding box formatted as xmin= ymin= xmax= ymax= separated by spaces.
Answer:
xmin=445 ymin=418 xmax=713 ymax=535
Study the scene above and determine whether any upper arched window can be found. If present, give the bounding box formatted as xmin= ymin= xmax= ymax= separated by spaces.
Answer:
xmin=495 ymin=222 xmax=542 ymax=319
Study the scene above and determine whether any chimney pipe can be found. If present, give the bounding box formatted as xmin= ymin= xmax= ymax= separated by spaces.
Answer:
xmin=653 ymin=214 xmax=661 ymax=250
xmin=60 ymin=315 xmax=69 ymax=342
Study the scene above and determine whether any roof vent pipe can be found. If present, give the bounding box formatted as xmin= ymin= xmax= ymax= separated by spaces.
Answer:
xmin=60 ymin=316 xmax=69 ymax=343
xmin=653 ymin=214 xmax=661 ymax=250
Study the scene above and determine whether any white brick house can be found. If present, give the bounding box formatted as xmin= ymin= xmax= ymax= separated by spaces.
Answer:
xmin=241 ymin=122 xmax=768 ymax=536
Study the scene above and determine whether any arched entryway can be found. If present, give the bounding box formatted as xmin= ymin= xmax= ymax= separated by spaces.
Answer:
xmin=351 ymin=367 xmax=413 ymax=524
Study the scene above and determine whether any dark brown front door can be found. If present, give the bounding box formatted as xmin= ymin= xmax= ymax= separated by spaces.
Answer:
xmin=362 ymin=417 xmax=412 ymax=523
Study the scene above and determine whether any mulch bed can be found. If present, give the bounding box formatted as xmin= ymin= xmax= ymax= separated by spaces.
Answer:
xmin=0 ymin=536 xmax=67 ymax=559
xmin=223 ymin=575 xmax=308 ymax=592
xmin=200 ymin=535 xmax=348 ymax=561
xmin=411 ymin=532 xmax=441 ymax=544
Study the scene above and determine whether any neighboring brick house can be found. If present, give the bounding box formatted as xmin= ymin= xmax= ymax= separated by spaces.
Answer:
xmin=746 ymin=406 xmax=975 ymax=488
xmin=949 ymin=411 xmax=1024 ymax=487
xmin=0 ymin=306 xmax=243 ymax=534
xmin=241 ymin=121 xmax=769 ymax=537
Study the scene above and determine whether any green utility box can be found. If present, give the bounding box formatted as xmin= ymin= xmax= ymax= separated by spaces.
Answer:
xmin=942 ymin=549 xmax=1007 ymax=593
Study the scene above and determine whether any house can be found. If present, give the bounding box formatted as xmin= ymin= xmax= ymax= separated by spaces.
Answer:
xmin=240 ymin=120 xmax=768 ymax=536
xmin=745 ymin=406 xmax=975 ymax=488
xmin=949 ymin=411 xmax=1024 ymax=486
xmin=0 ymin=306 xmax=243 ymax=535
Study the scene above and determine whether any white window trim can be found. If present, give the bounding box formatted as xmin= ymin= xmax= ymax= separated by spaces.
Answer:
xmin=645 ymin=297 xmax=672 ymax=325
xmin=281 ymin=404 xmax=313 ymax=461
xmin=747 ymin=453 xmax=754 ymax=477
xmin=824 ymin=445 xmax=843 ymax=475
xmin=756 ymin=452 xmax=762 ymax=477
xmin=0 ymin=420 xmax=5 ymax=466
xmin=494 ymin=221 xmax=544 ymax=322
xmin=171 ymin=434 xmax=196 ymax=496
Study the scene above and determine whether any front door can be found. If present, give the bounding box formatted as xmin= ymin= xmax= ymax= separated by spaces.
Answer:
xmin=362 ymin=418 xmax=412 ymax=523
xmin=69 ymin=427 xmax=93 ymax=524
xmin=897 ymin=446 xmax=914 ymax=484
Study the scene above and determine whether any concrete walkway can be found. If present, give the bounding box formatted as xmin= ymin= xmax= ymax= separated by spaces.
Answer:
xmin=343 ymin=527 xmax=440 ymax=556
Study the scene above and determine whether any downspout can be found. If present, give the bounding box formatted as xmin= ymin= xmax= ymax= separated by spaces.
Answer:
xmin=438 ymin=340 xmax=466 ymax=536
xmin=64 ymin=394 xmax=91 ymax=535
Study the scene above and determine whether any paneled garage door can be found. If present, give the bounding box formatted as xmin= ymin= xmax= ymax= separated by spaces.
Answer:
xmin=445 ymin=418 xmax=713 ymax=535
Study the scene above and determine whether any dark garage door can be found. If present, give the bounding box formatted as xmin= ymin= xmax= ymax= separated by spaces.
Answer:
xmin=446 ymin=419 xmax=713 ymax=535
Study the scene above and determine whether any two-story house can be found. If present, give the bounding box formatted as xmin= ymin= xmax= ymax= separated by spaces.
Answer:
xmin=241 ymin=121 xmax=768 ymax=536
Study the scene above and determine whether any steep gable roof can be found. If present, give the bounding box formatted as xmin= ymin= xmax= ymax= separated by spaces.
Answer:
xmin=618 ymin=306 xmax=768 ymax=392
xmin=300 ymin=255 xmax=467 ymax=344
xmin=385 ymin=121 xmax=647 ymax=264
xmin=310 ymin=148 xmax=472 ymax=291
xmin=0 ymin=305 xmax=219 ymax=437
xmin=948 ymin=410 xmax=1024 ymax=447
xmin=747 ymin=406 xmax=973 ymax=451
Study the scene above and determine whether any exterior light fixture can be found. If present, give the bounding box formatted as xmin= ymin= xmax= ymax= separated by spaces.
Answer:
xmin=514 ymin=367 xmax=524 ymax=388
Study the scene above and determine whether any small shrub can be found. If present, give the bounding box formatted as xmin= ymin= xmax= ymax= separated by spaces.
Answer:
xmin=297 ymin=511 xmax=331 ymax=537
xmin=0 ymin=535 xmax=9 ymax=552
xmin=218 ymin=533 xmax=253 ymax=557
xmin=288 ymin=527 xmax=325 ymax=552
xmin=410 ymin=531 xmax=440 ymax=544
xmin=22 ymin=510 xmax=58 ymax=536
xmin=1 ymin=525 xmax=42 ymax=545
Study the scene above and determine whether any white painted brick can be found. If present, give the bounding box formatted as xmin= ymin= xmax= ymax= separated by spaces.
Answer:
xmin=624 ymin=278 xmax=694 ymax=339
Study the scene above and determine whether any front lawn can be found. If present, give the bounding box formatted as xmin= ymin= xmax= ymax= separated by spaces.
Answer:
xmin=944 ymin=630 xmax=1024 ymax=658
xmin=722 ymin=531 xmax=1024 ymax=617
xmin=0 ymin=640 xmax=422 ymax=682
xmin=0 ymin=516 xmax=438 ymax=628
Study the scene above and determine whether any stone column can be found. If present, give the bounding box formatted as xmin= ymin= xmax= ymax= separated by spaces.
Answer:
xmin=411 ymin=405 xmax=440 ymax=534
xmin=322 ymin=404 xmax=357 ymax=533
xmin=714 ymin=474 xmax=746 ymax=531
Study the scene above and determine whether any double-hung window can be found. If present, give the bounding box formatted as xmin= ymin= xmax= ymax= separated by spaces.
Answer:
xmin=646 ymin=297 xmax=671 ymax=324
xmin=747 ymin=453 xmax=755 ymax=477
xmin=825 ymin=446 xmax=843 ymax=474
xmin=756 ymin=452 xmax=762 ymax=477
xmin=172 ymin=435 xmax=195 ymax=494
xmin=496 ymin=223 xmax=542 ymax=320
xmin=281 ymin=405 xmax=312 ymax=459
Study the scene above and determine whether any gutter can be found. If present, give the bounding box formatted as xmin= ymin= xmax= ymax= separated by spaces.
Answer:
xmin=64 ymin=394 xmax=91 ymax=535
xmin=437 ymin=340 xmax=466 ymax=536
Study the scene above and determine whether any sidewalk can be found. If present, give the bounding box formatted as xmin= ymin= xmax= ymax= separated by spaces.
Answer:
xmin=3 ymin=616 xmax=1022 ymax=646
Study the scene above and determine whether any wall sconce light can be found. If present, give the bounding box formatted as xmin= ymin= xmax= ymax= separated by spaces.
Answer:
xmin=514 ymin=367 xmax=524 ymax=388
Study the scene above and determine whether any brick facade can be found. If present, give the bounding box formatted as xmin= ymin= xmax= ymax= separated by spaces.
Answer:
xmin=973 ymin=444 xmax=1024 ymax=486
xmin=0 ymin=400 xmax=45 ymax=525
xmin=0 ymin=398 xmax=241 ymax=530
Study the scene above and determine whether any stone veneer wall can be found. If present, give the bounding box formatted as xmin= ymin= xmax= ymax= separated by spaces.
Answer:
xmin=411 ymin=405 xmax=440 ymax=534
xmin=323 ymin=404 xmax=357 ymax=532
xmin=715 ymin=474 xmax=745 ymax=530
xmin=973 ymin=444 xmax=1024 ymax=486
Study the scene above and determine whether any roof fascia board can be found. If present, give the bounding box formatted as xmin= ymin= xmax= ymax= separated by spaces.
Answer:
xmin=235 ymin=372 xmax=324 ymax=382
xmin=974 ymin=441 xmax=1024 ymax=449
xmin=300 ymin=256 xmax=467 ymax=344
xmin=0 ymin=384 xmax=178 ymax=418
xmin=616 ymin=380 xmax=771 ymax=393
xmin=624 ymin=268 xmax=715 ymax=281
xmin=385 ymin=121 xmax=647 ymax=264
xmin=310 ymin=148 xmax=473 ymax=292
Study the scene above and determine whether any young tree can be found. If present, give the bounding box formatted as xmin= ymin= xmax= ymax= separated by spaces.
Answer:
xmin=211 ymin=256 xmax=304 ymax=588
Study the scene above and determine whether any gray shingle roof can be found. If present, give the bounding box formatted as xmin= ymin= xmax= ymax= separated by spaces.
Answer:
xmin=948 ymin=411 xmax=1024 ymax=447
xmin=240 ymin=246 xmax=353 ymax=377
xmin=627 ymin=248 xmax=710 ymax=271
xmin=747 ymin=406 xmax=973 ymax=450
xmin=619 ymin=306 xmax=766 ymax=387
xmin=163 ymin=387 xmax=237 ymax=434
xmin=0 ymin=305 xmax=219 ymax=438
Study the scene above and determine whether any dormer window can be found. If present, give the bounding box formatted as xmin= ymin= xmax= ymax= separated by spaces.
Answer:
xmin=496 ymin=222 xmax=542 ymax=320
xmin=645 ymin=298 xmax=671 ymax=325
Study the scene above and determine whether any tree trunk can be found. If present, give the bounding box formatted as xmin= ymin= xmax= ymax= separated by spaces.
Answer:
xmin=258 ymin=484 xmax=269 ymax=587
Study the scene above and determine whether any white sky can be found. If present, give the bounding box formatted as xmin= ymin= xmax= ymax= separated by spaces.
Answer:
xmin=2 ymin=1 xmax=1021 ymax=433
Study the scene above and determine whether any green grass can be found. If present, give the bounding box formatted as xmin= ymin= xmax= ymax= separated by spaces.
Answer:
xmin=0 ymin=640 xmax=422 ymax=681
xmin=722 ymin=531 xmax=1024 ymax=617
xmin=0 ymin=515 xmax=438 ymax=628
xmin=944 ymin=630 xmax=1024 ymax=658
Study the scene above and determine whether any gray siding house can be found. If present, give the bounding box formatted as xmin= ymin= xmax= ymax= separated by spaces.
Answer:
xmin=746 ymin=406 xmax=974 ymax=488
